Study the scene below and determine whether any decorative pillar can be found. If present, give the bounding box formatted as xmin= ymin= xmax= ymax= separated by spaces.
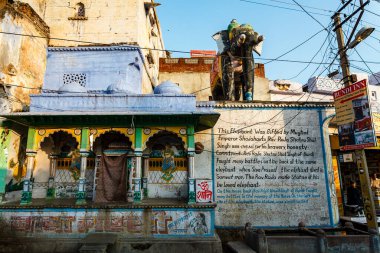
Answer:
xmin=187 ymin=126 xmax=196 ymax=204
xmin=21 ymin=128 xmax=36 ymax=205
xmin=46 ymin=154 xmax=58 ymax=199
xmin=133 ymin=127 xmax=143 ymax=203
xmin=127 ymin=158 xmax=134 ymax=202
xmin=142 ymin=155 xmax=149 ymax=198
xmin=133 ymin=155 xmax=142 ymax=203
xmin=76 ymin=128 xmax=89 ymax=205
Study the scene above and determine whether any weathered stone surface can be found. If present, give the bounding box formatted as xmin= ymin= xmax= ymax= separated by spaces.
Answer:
xmin=23 ymin=0 xmax=165 ymax=90
xmin=0 ymin=2 xmax=48 ymax=112
xmin=227 ymin=241 xmax=257 ymax=253
xmin=79 ymin=244 xmax=108 ymax=253
xmin=82 ymin=233 xmax=118 ymax=245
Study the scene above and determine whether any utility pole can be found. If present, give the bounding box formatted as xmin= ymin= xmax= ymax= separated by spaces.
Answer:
xmin=333 ymin=11 xmax=378 ymax=233
xmin=334 ymin=15 xmax=352 ymax=87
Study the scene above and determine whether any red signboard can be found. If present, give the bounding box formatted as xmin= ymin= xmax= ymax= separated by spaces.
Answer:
xmin=333 ymin=79 xmax=377 ymax=150
xmin=190 ymin=50 xmax=216 ymax=58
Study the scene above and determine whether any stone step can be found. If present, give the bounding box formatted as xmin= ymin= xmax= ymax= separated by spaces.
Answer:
xmin=227 ymin=241 xmax=257 ymax=253
xmin=82 ymin=233 xmax=118 ymax=245
xmin=79 ymin=244 xmax=107 ymax=253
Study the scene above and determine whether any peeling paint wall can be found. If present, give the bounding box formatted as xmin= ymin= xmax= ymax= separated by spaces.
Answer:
xmin=0 ymin=208 xmax=215 ymax=237
xmin=0 ymin=4 xmax=48 ymax=111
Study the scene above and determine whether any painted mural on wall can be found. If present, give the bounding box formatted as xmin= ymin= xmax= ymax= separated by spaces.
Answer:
xmin=0 ymin=128 xmax=26 ymax=195
xmin=161 ymin=144 xmax=177 ymax=182
xmin=213 ymin=108 xmax=333 ymax=227
xmin=0 ymin=209 xmax=214 ymax=237
xmin=146 ymin=130 xmax=189 ymax=199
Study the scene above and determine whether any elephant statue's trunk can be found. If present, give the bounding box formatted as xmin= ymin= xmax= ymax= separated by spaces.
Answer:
xmin=241 ymin=40 xmax=254 ymax=101
xmin=237 ymin=34 xmax=246 ymax=47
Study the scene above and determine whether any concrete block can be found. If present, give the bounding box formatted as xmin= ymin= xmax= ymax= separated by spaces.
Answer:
xmin=227 ymin=241 xmax=257 ymax=253
xmin=82 ymin=233 xmax=118 ymax=245
xmin=79 ymin=244 xmax=107 ymax=253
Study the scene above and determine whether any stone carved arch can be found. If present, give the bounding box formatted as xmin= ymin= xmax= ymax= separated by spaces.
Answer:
xmin=143 ymin=130 xmax=186 ymax=157
xmin=36 ymin=128 xmax=81 ymax=151
xmin=40 ymin=130 xmax=79 ymax=155
xmin=93 ymin=130 xmax=133 ymax=155
xmin=142 ymin=127 xmax=187 ymax=151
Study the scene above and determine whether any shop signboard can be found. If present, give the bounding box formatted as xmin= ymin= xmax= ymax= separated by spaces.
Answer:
xmin=373 ymin=112 xmax=380 ymax=134
xmin=333 ymin=79 xmax=377 ymax=150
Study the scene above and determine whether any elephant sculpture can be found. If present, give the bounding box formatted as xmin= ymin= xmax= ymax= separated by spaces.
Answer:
xmin=210 ymin=20 xmax=264 ymax=101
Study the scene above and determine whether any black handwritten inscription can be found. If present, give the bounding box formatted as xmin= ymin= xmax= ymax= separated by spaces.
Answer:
xmin=214 ymin=110 xmax=330 ymax=226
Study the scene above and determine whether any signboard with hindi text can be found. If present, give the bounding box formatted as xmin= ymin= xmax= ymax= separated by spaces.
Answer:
xmin=333 ymin=79 xmax=377 ymax=150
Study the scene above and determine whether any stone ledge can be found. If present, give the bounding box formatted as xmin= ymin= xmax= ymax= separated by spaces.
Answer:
xmin=68 ymin=16 xmax=88 ymax=21
xmin=0 ymin=198 xmax=217 ymax=209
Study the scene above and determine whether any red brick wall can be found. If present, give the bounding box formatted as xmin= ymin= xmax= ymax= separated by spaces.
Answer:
xmin=159 ymin=58 xmax=266 ymax=78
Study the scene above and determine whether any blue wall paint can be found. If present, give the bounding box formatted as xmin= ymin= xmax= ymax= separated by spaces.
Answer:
xmin=319 ymin=111 xmax=335 ymax=227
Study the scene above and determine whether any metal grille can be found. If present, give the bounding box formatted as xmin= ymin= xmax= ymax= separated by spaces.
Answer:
xmin=56 ymin=169 xmax=76 ymax=184
xmin=148 ymin=171 xmax=188 ymax=184
xmin=54 ymin=157 xmax=95 ymax=199
xmin=63 ymin=73 xmax=87 ymax=87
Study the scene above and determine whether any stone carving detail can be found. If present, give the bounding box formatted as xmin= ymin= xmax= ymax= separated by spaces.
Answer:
xmin=63 ymin=73 xmax=87 ymax=87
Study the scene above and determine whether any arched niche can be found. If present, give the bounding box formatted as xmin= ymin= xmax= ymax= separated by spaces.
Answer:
xmin=35 ymin=128 xmax=81 ymax=151
xmin=144 ymin=130 xmax=186 ymax=157
xmin=92 ymin=130 xmax=134 ymax=203
xmin=40 ymin=130 xmax=79 ymax=156
xmin=143 ymin=130 xmax=188 ymax=199
xmin=34 ymin=130 xmax=80 ymax=198
xmin=93 ymin=130 xmax=133 ymax=155
xmin=76 ymin=2 xmax=85 ymax=17
xmin=141 ymin=127 xmax=188 ymax=151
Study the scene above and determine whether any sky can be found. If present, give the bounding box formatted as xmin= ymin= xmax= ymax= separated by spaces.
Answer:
xmin=156 ymin=0 xmax=380 ymax=84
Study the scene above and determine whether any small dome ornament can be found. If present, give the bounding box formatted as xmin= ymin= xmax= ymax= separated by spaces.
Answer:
xmin=58 ymin=81 xmax=87 ymax=94
xmin=154 ymin=81 xmax=182 ymax=95
xmin=106 ymin=79 xmax=136 ymax=94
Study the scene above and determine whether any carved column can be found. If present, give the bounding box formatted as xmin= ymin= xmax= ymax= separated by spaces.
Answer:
xmin=21 ymin=128 xmax=36 ymax=205
xmin=187 ymin=126 xmax=196 ymax=204
xmin=142 ymin=155 xmax=149 ymax=199
xmin=46 ymin=154 xmax=58 ymax=199
xmin=76 ymin=128 xmax=89 ymax=205
xmin=127 ymin=158 xmax=134 ymax=202
xmin=133 ymin=154 xmax=142 ymax=203
xmin=133 ymin=127 xmax=143 ymax=203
